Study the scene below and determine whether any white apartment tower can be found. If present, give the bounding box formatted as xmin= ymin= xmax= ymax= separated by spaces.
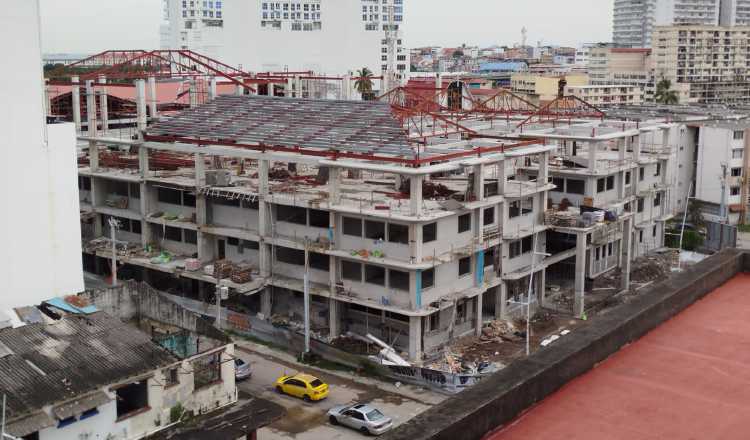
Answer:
xmin=721 ymin=0 xmax=750 ymax=24
xmin=614 ymin=0 xmax=722 ymax=47
xmin=160 ymin=0 xmax=225 ymax=59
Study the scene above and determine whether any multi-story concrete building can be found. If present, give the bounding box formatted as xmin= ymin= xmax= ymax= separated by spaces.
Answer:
xmin=160 ymin=0 xmax=225 ymax=59
xmin=721 ymin=0 xmax=750 ymax=24
xmin=510 ymin=73 xmax=589 ymax=105
xmin=565 ymin=84 xmax=645 ymax=106
xmin=614 ymin=0 xmax=722 ymax=47
xmin=652 ymin=25 xmax=750 ymax=104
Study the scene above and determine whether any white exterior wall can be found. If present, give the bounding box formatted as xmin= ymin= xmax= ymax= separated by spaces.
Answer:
xmin=696 ymin=125 xmax=748 ymax=223
xmin=0 ymin=0 xmax=84 ymax=314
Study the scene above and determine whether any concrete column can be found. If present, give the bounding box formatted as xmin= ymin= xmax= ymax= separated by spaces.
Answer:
xmin=328 ymin=298 xmax=340 ymax=339
xmin=633 ymin=134 xmax=641 ymax=161
xmin=474 ymin=164 xmax=485 ymax=201
xmin=588 ymin=141 xmax=597 ymax=173
xmin=434 ymin=73 xmax=442 ymax=106
xmin=266 ymin=81 xmax=274 ymax=97
xmin=621 ymin=217 xmax=633 ymax=291
xmin=328 ymin=167 xmax=341 ymax=205
xmin=189 ymin=78 xmax=198 ymax=107
xmin=496 ymin=282 xmax=508 ymax=319
xmin=410 ymin=175 xmax=423 ymax=216
xmin=538 ymin=268 xmax=547 ymax=307
xmin=286 ymin=77 xmax=294 ymax=97
xmin=208 ymin=76 xmax=217 ymax=101
xmin=258 ymin=159 xmax=271 ymax=277
xmin=85 ymin=80 xmax=97 ymax=138
xmin=148 ymin=76 xmax=158 ymax=119
xmin=139 ymin=182 xmax=151 ymax=247
xmin=195 ymin=153 xmax=206 ymax=187
xmin=71 ymin=75 xmax=82 ymax=132
xmin=260 ymin=290 xmax=272 ymax=317
xmin=296 ymin=76 xmax=302 ymax=98
xmin=408 ymin=315 xmax=422 ymax=362
xmin=475 ymin=294 xmax=483 ymax=336
xmin=235 ymin=78 xmax=244 ymax=96
xmin=98 ymin=75 xmax=108 ymax=136
xmin=409 ymin=224 xmax=423 ymax=263
xmin=135 ymin=79 xmax=147 ymax=134
xmin=573 ymin=231 xmax=587 ymax=318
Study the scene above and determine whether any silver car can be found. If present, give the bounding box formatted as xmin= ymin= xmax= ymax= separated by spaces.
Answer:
xmin=234 ymin=358 xmax=252 ymax=381
xmin=328 ymin=403 xmax=393 ymax=436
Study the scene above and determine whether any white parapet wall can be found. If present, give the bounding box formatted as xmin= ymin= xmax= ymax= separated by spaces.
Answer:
xmin=0 ymin=0 xmax=84 ymax=313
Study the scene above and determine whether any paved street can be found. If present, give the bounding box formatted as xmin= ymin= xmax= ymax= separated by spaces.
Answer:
xmin=234 ymin=344 xmax=444 ymax=439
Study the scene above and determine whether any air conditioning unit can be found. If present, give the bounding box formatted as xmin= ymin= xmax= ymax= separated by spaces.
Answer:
xmin=205 ymin=169 xmax=231 ymax=186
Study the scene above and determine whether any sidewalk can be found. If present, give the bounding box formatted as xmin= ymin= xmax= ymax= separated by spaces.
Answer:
xmin=232 ymin=337 xmax=446 ymax=405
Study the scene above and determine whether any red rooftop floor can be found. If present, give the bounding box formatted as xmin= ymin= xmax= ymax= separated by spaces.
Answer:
xmin=487 ymin=273 xmax=750 ymax=440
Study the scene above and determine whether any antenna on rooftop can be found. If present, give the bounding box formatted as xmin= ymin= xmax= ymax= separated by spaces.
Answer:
xmin=521 ymin=27 xmax=528 ymax=47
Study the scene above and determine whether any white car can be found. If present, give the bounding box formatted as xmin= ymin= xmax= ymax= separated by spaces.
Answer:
xmin=234 ymin=358 xmax=251 ymax=381
xmin=328 ymin=403 xmax=393 ymax=436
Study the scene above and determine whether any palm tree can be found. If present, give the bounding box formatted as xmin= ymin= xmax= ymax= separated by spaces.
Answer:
xmin=654 ymin=78 xmax=679 ymax=104
xmin=354 ymin=67 xmax=374 ymax=100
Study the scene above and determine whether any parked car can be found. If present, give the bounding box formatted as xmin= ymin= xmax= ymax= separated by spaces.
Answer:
xmin=328 ymin=403 xmax=393 ymax=436
xmin=235 ymin=358 xmax=252 ymax=381
xmin=274 ymin=373 xmax=329 ymax=401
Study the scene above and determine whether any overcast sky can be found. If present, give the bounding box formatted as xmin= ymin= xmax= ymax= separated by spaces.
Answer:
xmin=39 ymin=0 xmax=614 ymax=53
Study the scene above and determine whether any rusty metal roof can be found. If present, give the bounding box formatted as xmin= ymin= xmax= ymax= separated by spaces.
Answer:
xmin=0 ymin=311 xmax=177 ymax=424
xmin=146 ymin=95 xmax=415 ymax=159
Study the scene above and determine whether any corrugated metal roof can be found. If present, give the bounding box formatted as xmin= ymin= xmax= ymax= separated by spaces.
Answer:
xmin=5 ymin=411 xmax=55 ymax=437
xmin=0 ymin=312 xmax=177 ymax=423
xmin=146 ymin=95 xmax=414 ymax=159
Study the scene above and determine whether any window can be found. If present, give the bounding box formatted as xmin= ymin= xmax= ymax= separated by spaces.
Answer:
xmin=365 ymin=265 xmax=385 ymax=286
xmin=639 ymin=230 xmax=644 ymax=243
xmin=193 ymin=352 xmax=221 ymax=389
xmin=654 ymin=193 xmax=661 ymax=207
xmin=129 ymin=183 xmax=140 ymax=199
xmin=423 ymin=223 xmax=437 ymax=242
xmin=309 ymin=209 xmax=329 ymax=228
xmin=522 ymin=235 xmax=533 ymax=253
xmin=388 ymin=223 xmax=408 ymax=244
xmin=484 ymin=247 xmax=495 ymax=267
xmin=567 ymin=179 xmax=585 ymax=194
xmin=365 ymin=220 xmax=386 ymax=240
xmin=342 ymin=217 xmax=362 ymax=236
xmin=131 ymin=220 xmax=142 ymax=234
xmin=731 ymin=186 xmax=741 ymax=196
xmin=276 ymin=247 xmax=304 ymax=265
xmin=483 ymin=207 xmax=495 ymax=225
xmin=157 ymin=187 xmax=182 ymax=205
xmin=608 ymin=242 xmax=613 ymax=256
xmin=79 ymin=176 xmax=91 ymax=190
xmin=165 ymin=367 xmax=179 ymax=387
xmin=606 ymin=175 xmax=615 ymax=190
xmin=734 ymin=130 xmax=745 ymax=140
xmin=115 ymin=381 xmax=149 ymax=419
xmin=652 ymin=225 xmax=657 ymax=237
xmin=458 ymin=256 xmax=471 ymax=277
xmin=637 ymin=198 xmax=644 ymax=212
xmin=421 ymin=268 xmax=434 ymax=289
xmin=509 ymin=200 xmax=520 ymax=218
xmin=732 ymin=149 xmax=743 ymax=159
xmin=509 ymin=240 xmax=522 ymax=258
xmin=277 ymin=205 xmax=306 ymax=225
xmin=625 ymin=171 xmax=631 ymax=185
xmin=389 ymin=269 xmax=409 ymax=290
xmin=342 ymin=261 xmax=362 ymax=281
xmin=428 ymin=312 xmax=439 ymax=331
xmin=521 ymin=197 xmax=533 ymax=215
xmin=552 ymin=177 xmax=564 ymax=192
xmin=458 ymin=213 xmax=471 ymax=233
xmin=597 ymin=178 xmax=605 ymax=193
xmin=184 ymin=229 xmax=197 ymax=244
xmin=112 ymin=181 xmax=129 ymax=197
xmin=655 ymin=163 xmax=661 ymax=177
xmin=639 ymin=167 xmax=645 ymax=181
xmin=309 ymin=252 xmax=330 ymax=271
xmin=731 ymin=167 xmax=742 ymax=177
xmin=164 ymin=226 xmax=182 ymax=242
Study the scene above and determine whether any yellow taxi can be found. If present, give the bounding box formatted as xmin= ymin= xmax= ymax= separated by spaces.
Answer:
xmin=274 ymin=373 xmax=329 ymax=402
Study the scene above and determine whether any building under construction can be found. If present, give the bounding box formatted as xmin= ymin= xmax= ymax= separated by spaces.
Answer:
xmin=62 ymin=53 xmax=705 ymax=363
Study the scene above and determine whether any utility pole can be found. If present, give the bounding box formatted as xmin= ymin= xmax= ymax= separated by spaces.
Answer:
xmin=303 ymin=239 xmax=311 ymax=355
xmin=720 ymin=163 xmax=728 ymax=223
xmin=108 ymin=217 xmax=121 ymax=286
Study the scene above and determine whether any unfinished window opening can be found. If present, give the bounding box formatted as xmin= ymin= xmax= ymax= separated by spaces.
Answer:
xmin=521 ymin=235 xmax=533 ymax=253
xmin=182 ymin=192 xmax=196 ymax=207
xmin=183 ymin=229 xmax=197 ymax=244
xmin=423 ymin=223 xmax=437 ymax=242
xmin=131 ymin=220 xmax=142 ymax=234
xmin=365 ymin=220 xmax=386 ymax=240
xmin=639 ymin=167 xmax=645 ymax=181
xmin=212 ymin=196 xmax=240 ymax=208
xmin=521 ymin=197 xmax=533 ymax=215
xmin=115 ymin=380 xmax=149 ymax=420
xmin=653 ymin=225 xmax=658 ymax=237
xmin=654 ymin=163 xmax=661 ymax=177
xmin=227 ymin=237 xmax=240 ymax=246
xmin=606 ymin=176 xmax=615 ymax=191
xmin=129 ymin=183 xmax=140 ymax=199
xmin=484 ymin=181 xmax=499 ymax=197
xmin=164 ymin=226 xmax=182 ymax=242
xmin=389 ymin=269 xmax=409 ymax=291
xmin=243 ymin=198 xmax=259 ymax=210
xmin=654 ymin=192 xmax=661 ymax=206
xmin=165 ymin=367 xmax=179 ymax=387
xmin=567 ymin=179 xmax=585 ymax=194
xmin=388 ymin=223 xmax=409 ymax=244
xmin=193 ymin=352 xmax=221 ymax=389
xmin=483 ymin=207 xmax=495 ymax=225
xmin=484 ymin=247 xmax=495 ymax=267
xmin=79 ymin=176 xmax=91 ymax=191
xmin=458 ymin=213 xmax=471 ymax=233
xmin=309 ymin=209 xmax=329 ymax=228
xmin=509 ymin=200 xmax=520 ymax=218
xmin=608 ymin=242 xmax=614 ymax=256
xmin=731 ymin=167 xmax=742 ymax=177
xmin=639 ymin=230 xmax=644 ymax=242
xmin=625 ymin=171 xmax=631 ymax=185
xmin=112 ymin=181 xmax=129 ymax=197
xmin=421 ymin=268 xmax=435 ymax=289
xmin=342 ymin=217 xmax=362 ymax=236
xmin=456 ymin=301 xmax=467 ymax=323
xmin=551 ymin=177 xmax=564 ymax=192
xmin=637 ymin=198 xmax=644 ymax=212
xmin=276 ymin=247 xmax=305 ymax=266
xmin=458 ymin=256 xmax=471 ymax=277
xmin=509 ymin=240 xmax=522 ymax=258
xmin=731 ymin=186 xmax=741 ymax=196
xmin=365 ymin=265 xmax=386 ymax=286
xmin=428 ymin=312 xmax=440 ymax=331
xmin=309 ymin=252 xmax=330 ymax=271
xmin=157 ymin=187 xmax=182 ymax=205
xmin=341 ymin=260 xmax=362 ymax=282
xmin=597 ymin=178 xmax=605 ymax=193
xmin=277 ymin=205 xmax=307 ymax=225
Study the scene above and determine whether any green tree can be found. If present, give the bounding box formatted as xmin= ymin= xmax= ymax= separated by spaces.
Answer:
xmin=654 ymin=78 xmax=679 ymax=104
xmin=354 ymin=67 xmax=374 ymax=101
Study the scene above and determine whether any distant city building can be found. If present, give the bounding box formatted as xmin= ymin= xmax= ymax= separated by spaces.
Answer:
xmin=588 ymin=47 xmax=659 ymax=100
xmin=510 ymin=72 xmax=588 ymax=105
xmin=160 ymin=0 xmax=225 ymax=59
xmin=652 ymin=25 xmax=750 ymax=104
xmin=565 ymin=84 xmax=644 ymax=106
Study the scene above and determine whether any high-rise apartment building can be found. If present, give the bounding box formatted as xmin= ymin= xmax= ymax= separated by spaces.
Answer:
xmin=721 ymin=0 xmax=750 ymax=24
xmin=613 ymin=0 xmax=722 ymax=47
xmin=652 ymin=25 xmax=750 ymax=104
xmin=160 ymin=0 xmax=225 ymax=59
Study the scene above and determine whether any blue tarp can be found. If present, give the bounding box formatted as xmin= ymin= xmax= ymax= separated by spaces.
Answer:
xmin=45 ymin=297 xmax=98 ymax=314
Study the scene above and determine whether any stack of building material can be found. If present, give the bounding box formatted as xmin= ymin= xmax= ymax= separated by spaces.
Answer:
xmin=213 ymin=259 xmax=233 ymax=279
xmin=185 ymin=258 xmax=201 ymax=271
xmin=231 ymin=264 xmax=253 ymax=284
